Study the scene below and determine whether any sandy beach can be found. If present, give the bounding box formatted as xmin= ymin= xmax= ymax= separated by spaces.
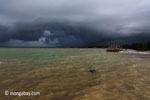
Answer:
xmin=120 ymin=49 xmax=150 ymax=55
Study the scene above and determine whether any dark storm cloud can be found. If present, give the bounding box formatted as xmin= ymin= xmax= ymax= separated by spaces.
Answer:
xmin=0 ymin=21 xmax=115 ymax=47
xmin=0 ymin=0 xmax=150 ymax=47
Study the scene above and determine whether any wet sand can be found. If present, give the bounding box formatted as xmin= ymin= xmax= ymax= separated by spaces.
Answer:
xmin=0 ymin=48 xmax=150 ymax=100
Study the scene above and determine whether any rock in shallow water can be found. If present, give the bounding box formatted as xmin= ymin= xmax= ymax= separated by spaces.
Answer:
xmin=88 ymin=69 xmax=96 ymax=73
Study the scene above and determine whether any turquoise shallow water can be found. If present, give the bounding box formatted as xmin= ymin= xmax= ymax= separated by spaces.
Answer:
xmin=0 ymin=48 xmax=150 ymax=100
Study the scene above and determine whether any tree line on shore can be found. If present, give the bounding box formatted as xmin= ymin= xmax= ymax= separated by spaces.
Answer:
xmin=123 ymin=42 xmax=150 ymax=51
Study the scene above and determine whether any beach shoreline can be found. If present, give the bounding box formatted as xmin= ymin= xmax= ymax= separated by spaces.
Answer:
xmin=120 ymin=49 xmax=150 ymax=55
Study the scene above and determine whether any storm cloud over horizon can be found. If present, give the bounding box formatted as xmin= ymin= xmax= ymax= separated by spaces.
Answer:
xmin=0 ymin=0 xmax=150 ymax=47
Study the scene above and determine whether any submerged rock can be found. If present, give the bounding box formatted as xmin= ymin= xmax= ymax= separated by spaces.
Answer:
xmin=88 ymin=69 xmax=96 ymax=73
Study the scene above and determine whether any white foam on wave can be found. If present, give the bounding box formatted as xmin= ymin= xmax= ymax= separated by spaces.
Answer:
xmin=120 ymin=49 xmax=150 ymax=55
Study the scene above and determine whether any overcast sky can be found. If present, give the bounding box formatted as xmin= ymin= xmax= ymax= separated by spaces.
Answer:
xmin=0 ymin=0 xmax=150 ymax=47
